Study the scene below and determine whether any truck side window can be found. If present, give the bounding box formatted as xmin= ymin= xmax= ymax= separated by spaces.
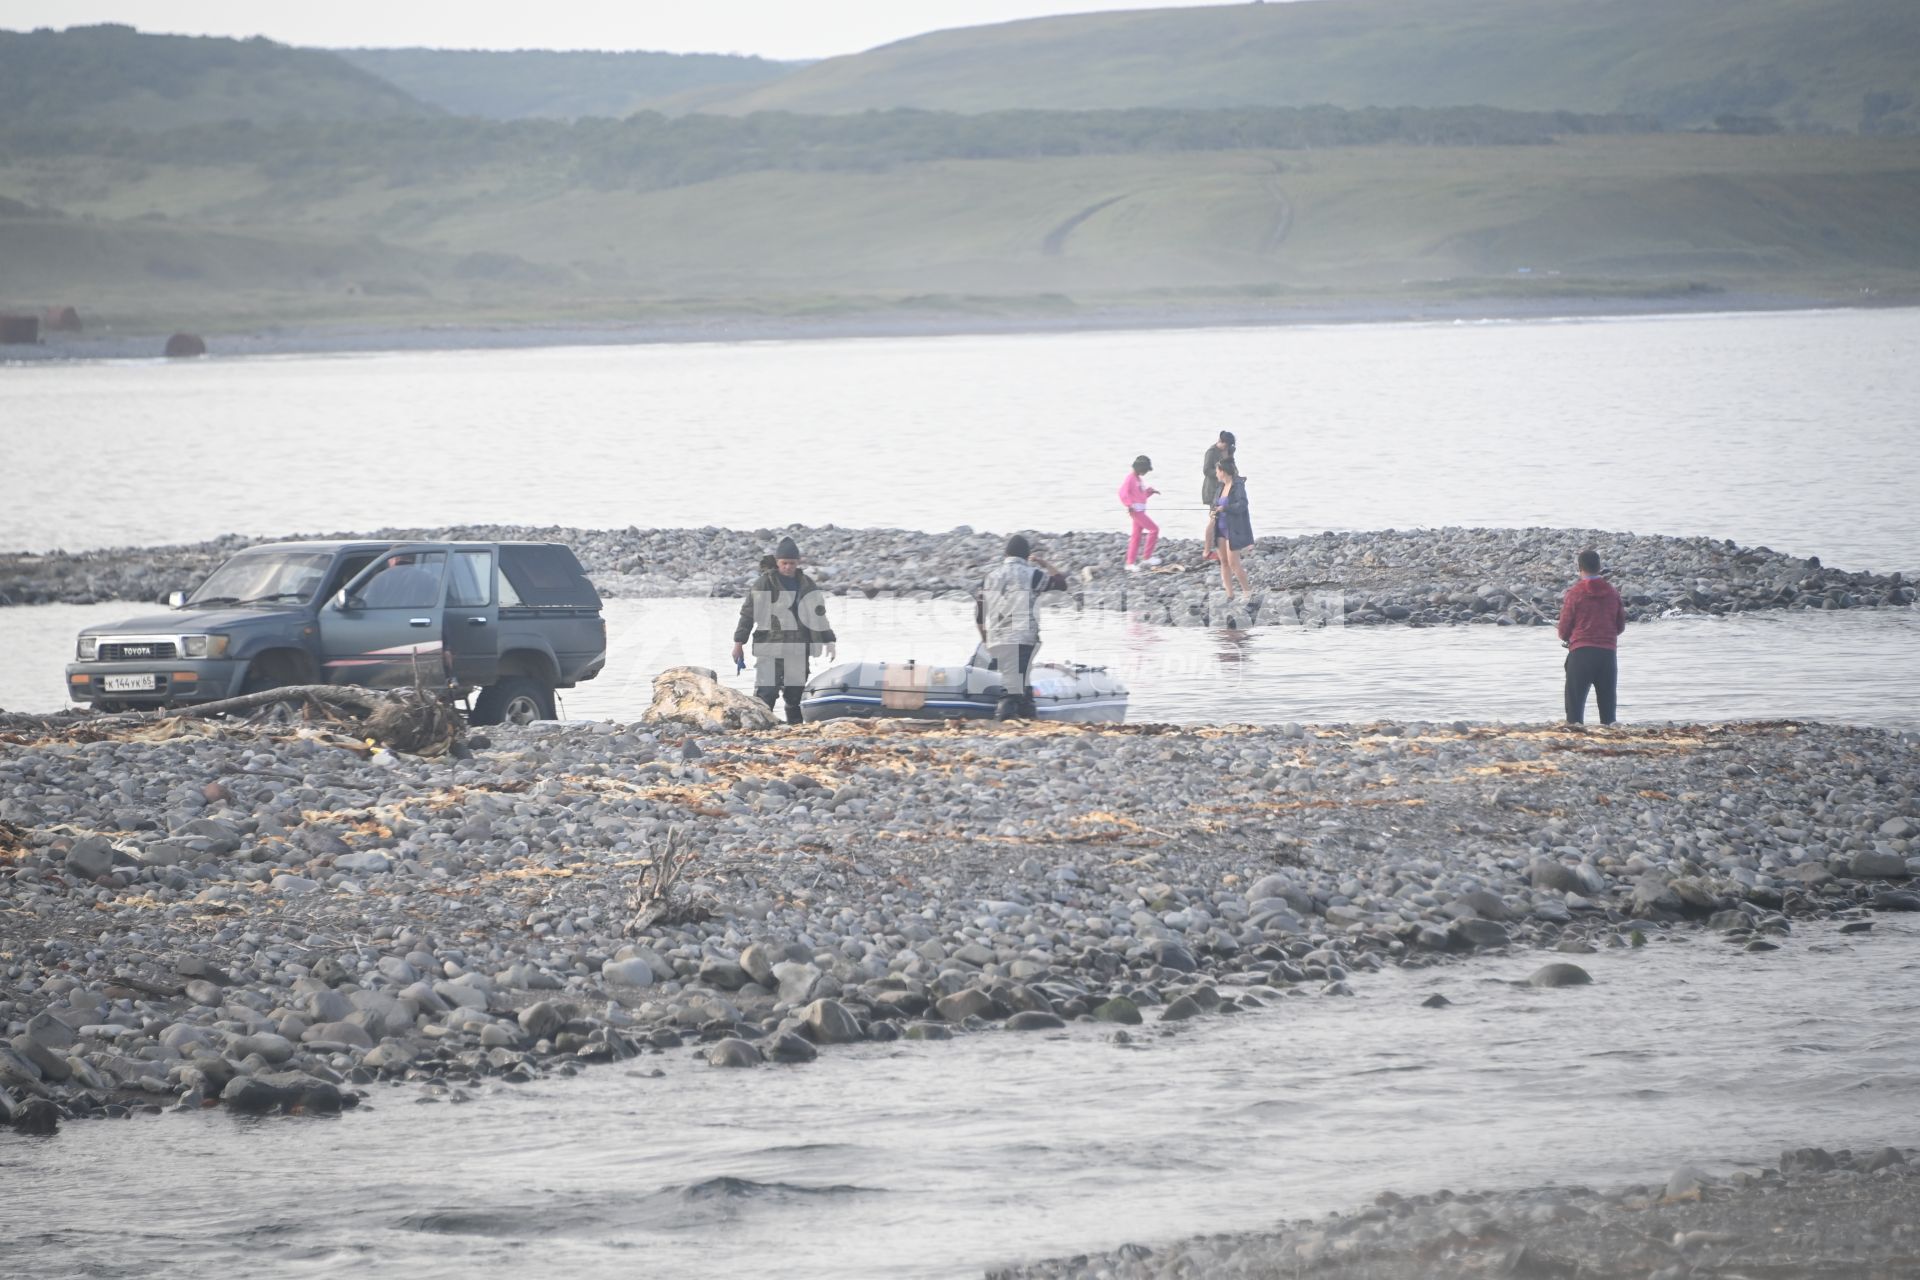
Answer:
xmin=449 ymin=551 xmax=493 ymax=608
xmin=358 ymin=552 xmax=447 ymax=609
xmin=500 ymin=543 xmax=600 ymax=607
xmin=325 ymin=553 xmax=378 ymax=600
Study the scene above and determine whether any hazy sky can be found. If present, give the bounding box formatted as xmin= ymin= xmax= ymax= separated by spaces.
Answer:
xmin=0 ymin=1 xmax=1246 ymax=60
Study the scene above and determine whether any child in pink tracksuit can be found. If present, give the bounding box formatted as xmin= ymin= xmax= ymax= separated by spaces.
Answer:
xmin=1119 ymin=455 xmax=1160 ymax=571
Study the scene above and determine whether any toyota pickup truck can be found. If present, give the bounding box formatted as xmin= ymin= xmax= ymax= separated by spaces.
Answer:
xmin=66 ymin=539 xmax=606 ymax=724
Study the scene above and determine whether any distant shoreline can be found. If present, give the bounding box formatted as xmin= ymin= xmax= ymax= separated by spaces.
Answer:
xmin=3 ymin=290 xmax=1909 ymax=364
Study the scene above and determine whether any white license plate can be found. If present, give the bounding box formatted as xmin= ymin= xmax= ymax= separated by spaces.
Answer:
xmin=102 ymin=674 xmax=157 ymax=693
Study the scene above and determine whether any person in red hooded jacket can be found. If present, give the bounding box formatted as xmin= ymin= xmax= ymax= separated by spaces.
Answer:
xmin=1557 ymin=548 xmax=1627 ymax=724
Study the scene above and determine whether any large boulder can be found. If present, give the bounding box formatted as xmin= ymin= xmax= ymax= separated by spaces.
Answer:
xmin=697 ymin=959 xmax=751 ymax=992
xmin=762 ymin=1031 xmax=818 ymax=1064
xmin=933 ymin=988 xmax=996 ymax=1023
xmin=739 ymin=943 xmax=779 ymax=987
xmin=1630 ymin=875 xmax=1684 ymax=917
xmin=798 ymin=999 xmax=863 ymax=1045
xmin=601 ymin=957 xmax=656 ymax=988
xmin=772 ymin=961 xmax=823 ymax=1004
xmin=517 ymin=1002 xmax=566 ymax=1041
xmin=1849 ymin=848 xmax=1911 ymax=879
xmin=301 ymin=1021 xmax=375 ymax=1049
xmin=22 ymin=1012 xmax=76 ymax=1052
xmin=706 ymin=1038 xmax=763 ymax=1068
xmin=11 ymin=1036 xmax=70 ymax=1082
xmin=1527 ymin=963 xmax=1593 ymax=988
xmin=643 ymin=666 xmax=779 ymax=732
xmin=1447 ymin=918 xmax=1511 ymax=951
xmin=11 ymin=1098 xmax=60 ymax=1135
xmin=1147 ymin=940 xmax=1198 ymax=972
xmin=226 ymin=1032 xmax=295 ymax=1064
xmin=1528 ymin=857 xmax=1584 ymax=894
xmin=63 ymin=837 xmax=117 ymax=880
xmin=221 ymin=1075 xmax=288 ymax=1114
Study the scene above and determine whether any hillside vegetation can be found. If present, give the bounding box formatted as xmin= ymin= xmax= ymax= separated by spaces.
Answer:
xmin=336 ymin=48 xmax=794 ymax=120
xmin=698 ymin=0 xmax=1920 ymax=134
xmin=4 ymin=123 xmax=1916 ymax=331
xmin=0 ymin=25 xmax=436 ymax=130
xmin=0 ymin=104 xmax=1658 ymax=191
xmin=2 ymin=13 xmax=1916 ymax=334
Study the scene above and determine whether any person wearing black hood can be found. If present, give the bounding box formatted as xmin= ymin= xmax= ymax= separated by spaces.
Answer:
xmin=731 ymin=536 xmax=836 ymax=724
xmin=1200 ymin=430 xmax=1236 ymax=562
xmin=1557 ymin=549 xmax=1627 ymax=724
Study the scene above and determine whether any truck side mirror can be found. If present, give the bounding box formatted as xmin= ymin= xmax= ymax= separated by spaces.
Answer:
xmin=332 ymin=589 xmax=357 ymax=612
xmin=165 ymin=590 xmax=188 ymax=608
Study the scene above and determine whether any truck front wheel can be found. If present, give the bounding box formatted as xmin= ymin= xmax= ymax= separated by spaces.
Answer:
xmin=473 ymin=676 xmax=555 ymax=726
xmin=241 ymin=652 xmax=302 ymax=695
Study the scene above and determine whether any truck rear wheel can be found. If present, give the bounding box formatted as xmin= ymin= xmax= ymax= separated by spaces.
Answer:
xmin=473 ymin=676 xmax=555 ymax=726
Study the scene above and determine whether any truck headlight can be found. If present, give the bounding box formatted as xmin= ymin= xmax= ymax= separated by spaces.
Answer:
xmin=182 ymin=635 xmax=230 ymax=658
xmin=77 ymin=637 xmax=99 ymax=660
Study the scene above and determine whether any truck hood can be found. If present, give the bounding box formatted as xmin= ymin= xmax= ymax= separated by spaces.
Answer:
xmin=79 ymin=604 xmax=306 ymax=636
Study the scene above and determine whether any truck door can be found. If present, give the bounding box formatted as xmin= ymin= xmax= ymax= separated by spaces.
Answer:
xmin=321 ymin=546 xmax=451 ymax=689
xmin=443 ymin=545 xmax=500 ymax=686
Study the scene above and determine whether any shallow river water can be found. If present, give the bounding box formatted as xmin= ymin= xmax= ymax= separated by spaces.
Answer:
xmin=11 ymin=594 xmax=1920 ymax=725
xmin=5 ymin=920 xmax=1917 ymax=1279
xmin=3 ymin=309 xmax=1918 ymax=571
xmin=5 ymin=598 xmax=1919 ymax=729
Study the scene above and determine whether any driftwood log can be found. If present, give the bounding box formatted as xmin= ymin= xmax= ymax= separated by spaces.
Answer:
xmin=129 ymin=685 xmax=381 ymax=720
xmin=643 ymin=665 xmax=779 ymax=731
xmin=86 ymin=683 xmax=467 ymax=757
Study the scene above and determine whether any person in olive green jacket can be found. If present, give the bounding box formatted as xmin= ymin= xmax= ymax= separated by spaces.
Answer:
xmin=730 ymin=536 xmax=836 ymax=724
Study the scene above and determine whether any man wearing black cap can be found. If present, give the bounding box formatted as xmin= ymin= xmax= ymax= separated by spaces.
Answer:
xmin=1201 ymin=431 xmax=1236 ymax=563
xmin=732 ymin=536 xmax=836 ymax=724
xmin=979 ymin=534 xmax=1067 ymax=719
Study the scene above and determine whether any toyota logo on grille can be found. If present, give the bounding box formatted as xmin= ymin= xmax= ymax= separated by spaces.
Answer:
xmin=123 ymin=645 xmax=152 ymax=656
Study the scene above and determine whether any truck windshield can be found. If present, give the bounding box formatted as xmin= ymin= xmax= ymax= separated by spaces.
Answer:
xmin=189 ymin=551 xmax=334 ymax=606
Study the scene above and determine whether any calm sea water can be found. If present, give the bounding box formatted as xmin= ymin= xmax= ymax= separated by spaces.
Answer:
xmin=5 ymin=920 xmax=1917 ymax=1279
xmin=5 ymin=597 xmax=1918 ymax=728
xmin=3 ymin=309 xmax=1917 ymax=571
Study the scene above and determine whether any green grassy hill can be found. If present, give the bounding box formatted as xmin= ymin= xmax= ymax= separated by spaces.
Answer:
xmin=698 ymin=0 xmax=1920 ymax=134
xmin=335 ymin=48 xmax=795 ymax=120
xmin=0 ymin=25 xmax=437 ymax=130
xmin=5 ymin=126 xmax=1917 ymax=331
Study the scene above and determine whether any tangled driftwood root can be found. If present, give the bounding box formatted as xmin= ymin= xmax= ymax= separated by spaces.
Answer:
xmin=626 ymin=825 xmax=713 ymax=932
xmin=7 ymin=684 xmax=469 ymax=758
xmin=643 ymin=665 xmax=779 ymax=732
xmin=360 ymin=686 xmax=467 ymax=757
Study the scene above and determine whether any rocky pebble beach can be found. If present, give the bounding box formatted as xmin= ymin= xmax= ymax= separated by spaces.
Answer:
xmin=998 ymin=1141 xmax=1920 ymax=1278
xmin=3 ymin=524 xmax=1913 ymax=628
xmin=3 ymin=710 xmax=1917 ymax=1136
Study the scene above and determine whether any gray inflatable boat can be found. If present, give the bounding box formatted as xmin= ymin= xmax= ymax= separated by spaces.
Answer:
xmin=799 ymin=659 xmax=1129 ymax=723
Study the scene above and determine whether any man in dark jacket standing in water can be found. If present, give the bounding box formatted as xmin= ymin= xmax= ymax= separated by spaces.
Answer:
xmin=1558 ymin=549 xmax=1627 ymax=724
xmin=732 ymin=536 xmax=836 ymax=724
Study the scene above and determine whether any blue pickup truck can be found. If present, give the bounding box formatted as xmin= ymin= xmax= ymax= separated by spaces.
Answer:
xmin=65 ymin=539 xmax=606 ymax=725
